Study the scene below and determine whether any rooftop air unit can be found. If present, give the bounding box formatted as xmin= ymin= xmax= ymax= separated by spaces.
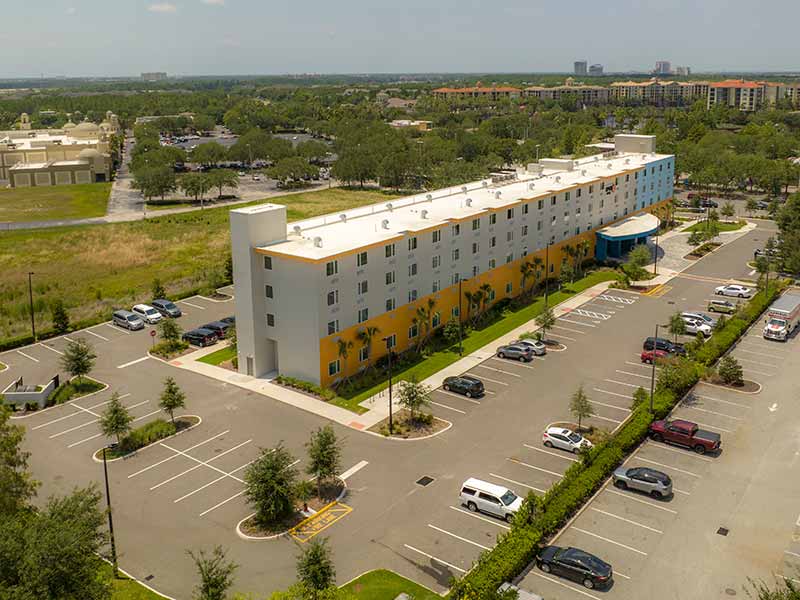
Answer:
xmin=386 ymin=203 xmax=393 ymax=212
xmin=381 ymin=219 xmax=390 ymax=229
xmin=292 ymin=225 xmax=302 ymax=236
xmin=494 ymin=191 xmax=502 ymax=199
xmin=339 ymin=214 xmax=347 ymax=222
xmin=313 ymin=237 xmax=323 ymax=248
xmin=420 ymin=210 xmax=428 ymax=219
xmin=461 ymin=186 xmax=468 ymax=193
xmin=465 ymin=198 xmax=473 ymax=206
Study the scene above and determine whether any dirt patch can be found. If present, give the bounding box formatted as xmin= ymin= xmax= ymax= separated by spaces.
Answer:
xmin=368 ymin=409 xmax=450 ymax=439
xmin=684 ymin=242 xmax=722 ymax=260
xmin=704 ymin=377 xmax=761 ymax=394
xmin=542 ymin=340 xmax=567 ymax=351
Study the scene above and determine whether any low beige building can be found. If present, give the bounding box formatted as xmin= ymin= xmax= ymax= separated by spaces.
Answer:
xmin=525 ymin=78 xmax=610 ymax=104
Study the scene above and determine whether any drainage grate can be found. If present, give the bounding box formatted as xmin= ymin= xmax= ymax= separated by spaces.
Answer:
xmin=144 ymin=575 xmax=155 ymax=581
xmin=416 ymin=476 xmax=435 ymax=487
xmin=717 ymin=527 xmax=729 ymax=536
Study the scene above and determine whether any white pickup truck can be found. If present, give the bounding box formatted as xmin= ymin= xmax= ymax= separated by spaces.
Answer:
xmin=763 ymin=292 xmax=800 ymax=341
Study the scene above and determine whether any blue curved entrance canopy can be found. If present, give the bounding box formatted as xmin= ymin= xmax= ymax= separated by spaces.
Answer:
xmin=595 ymin=212 xmax=660 ymax=260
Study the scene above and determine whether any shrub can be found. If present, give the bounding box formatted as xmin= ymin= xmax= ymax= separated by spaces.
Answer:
xmin=275 ymin=376 xmax=336 ymax=401
xmin=717 ymin=355 xmax=744 ymax=386
xmin=118 ymin=419 xmax=176 ymax=453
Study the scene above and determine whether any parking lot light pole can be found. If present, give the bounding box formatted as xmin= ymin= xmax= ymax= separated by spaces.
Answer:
xmin=27 ymin=272 xmax=36 ymax=341
xmin=653 ymin=228 xmax=660 ymax=276
xmin=649 ymin=323 xmax=667 ymax=413
xmin=544 ymin=244 xmax=550 ymax=306
xmin=102 ymin=447 xmax=118 ymax=578
xmin=458 ymin=277 xmax=465 ymax=356
xmin=382 ymin=336 xmax=393 ymax=434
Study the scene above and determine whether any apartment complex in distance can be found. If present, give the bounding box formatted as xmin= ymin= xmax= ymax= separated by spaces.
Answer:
xmin=231 ymin=135 xmax=673 ymax=386
xmin=610 ymin=79 xmax=710 ymax=106
xmin=525 ymin=78 xmax=610 ymax=104
xmin=432 ymin=84 xmax=521 ymax=101
xmin=706 ymin=79 xmax=792 ymax=111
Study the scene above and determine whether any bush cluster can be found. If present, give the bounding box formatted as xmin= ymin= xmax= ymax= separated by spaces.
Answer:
xmin=274 ymin=375 xmax=336 ymax=402
xmin=118 ymin=419 xmax=176 ymax=453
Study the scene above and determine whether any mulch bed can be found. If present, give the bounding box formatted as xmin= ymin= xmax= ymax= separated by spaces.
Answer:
xmin=368 ymin=409 xmax=449 ymax=439
xmin=543 ymin=340 xmax=567 ymax=351
xmin=705 ymin=378 xmax=761 ymax=393
xmin=684 ymin=243 xmax=722 ymax=260
xmin=95 ymin=416 xmax=201 ymax=460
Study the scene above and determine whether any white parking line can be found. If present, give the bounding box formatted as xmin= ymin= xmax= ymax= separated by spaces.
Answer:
xmin=436 ymin=389 xmax=481 ymax=404
xmin=16 ymin=350 xmax=39 ymax=362
xmin=39 ymin=343 xmax=64 ymax=355
xmin=589 ymin=508 xmax=663 ymax=534
xmin=128 ymin=430 xmax=231 ymax=478
xmin=403 ymin=544 xmax=466 ymax=574
xmin=180 ymin=300 xmax=206 ymax=310
xmin=489 ymin=472 xmax=546 ymax=494
xmin=549 ymin=332 xmax=578 ymax=341
xmin=604 ymin=378 xmax=640 ymax=389
xmin=732 ymin=357 xmax=777 ymax=369
xmin=473 ymin=364 xmax=521 ymax=377
xmin=198 ymin=490 xmax=246 ymax=517
xmin=589 ymin=413 xmax=623 ymax=424
xmin=117 ymin=356 xmax=150 ymax=369
xmin=692 ymin=420 xmax=732 ymax=433
xmin=680 ymin=404 xmax=743 ymax=420
xmin=531 ymin=572 xmax=602 ymax=600
xmin=776 ymin=574 xmax=800 ymax=585
xmin=572 ymin=527 xmax=648 ymax=555
xmin=693 ymin=394 xmax=750 ymax=409
xmin=173 ymin=460 xmax=254 ymax=503
xmin=742 ymin=367 xmax=775 ymax=377
xmin=340 ymin=460 xmax=369 ymax=481
xmin=430 ymin=400 xmax=466 ymax=414
xmin=643 ymin=441 xmax=713 ymax=462
xmin=636 ymin=457 xmax=700 ymax=477
xmin=588 ymin=399 xmax=631 ymax=413
xmin=593 ymin=388 xmax=631 ymax=400
xmin=551 ymin=324 xmax=586 ymax=335
xmin=428 ymin=524 xmax=492 ymax=551
xmin=737 ymin=348 xmax=784 ymax=359
xmin=524 ymin=444 xmax=579 ymax=462
xmin=86 ymin=329 xmax=110 ymax=341
xmin=624 ymin=361 xmax=654 ymax=370
xmin=66 ymin=409 xmax=161 ymax=448
xmin=784 ymin=550 xmax=800 ymax=559
xmin=507 ymin=457 xmax=563 ymax=478
xmin=615 ymin=369 xmax=651 ymax=380
xmin=599 ymin=294 xmax=636 ymax=304
xmin=489 ymin=357 xmax=535 ymax=370
xmin=106 ymin=322 xmax=129 ymax=335
xmin=466 ymin=373 xmax=508 ymax=386
xmin=605 ymin=488 xmax=678 ymax=514
xmin=149 ymin=439 xmax=251 ymax=490
xmin=558 ymin=318 xmax=596 ymax=328
xmin=574 ymin=309 xmax=611 ymax=320
xmin=49 ymin=400 xmax=148 ymax=438
xmin=449 ymin=506 xmax=510 ymax=530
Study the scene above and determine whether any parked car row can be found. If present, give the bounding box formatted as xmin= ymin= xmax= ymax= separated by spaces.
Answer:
xmin=113 ymin=299 xmax=183 ymax=331
xmin=496 ymin=338 xmax=547 ymax=362
xmin=182 ymin=317 xmax=235 ymax=347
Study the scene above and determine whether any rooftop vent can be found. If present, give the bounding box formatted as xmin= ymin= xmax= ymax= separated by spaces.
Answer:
xmin=607 ymin=163 xmax=613 ymax=169
xmin=339 ymin=214 xmax=347 ymax=222
xmin=313 ymin=236 xmax=323 ymax=248
xmin=494 ymin=191 xmax=502 ymax=199
xmin=386 ymin=203 xmax=393 ymax=212
xmin=381 ymin=219 xmax=390 ymax=229
xmin=465 ymin=198 xmax=473 ymax=206
xmin=581 ymin=169 xmax=587 ymax=176
xmin=482 ymin=181 xmax=488 ymax=188
xmin=528 ymin=182 xmax=536 ymax=191
xmin=420 ymin=209 xmax=428 ymax=219
xmin=461 ymin=186 xmax=468 ymax=193
xmin=625 ymin=158 xmax=630 ymax=165
xmin=426 ymin=193 xmax=433 ymax=201
xmin=555 ymin=176 xmax=561 ymax=183
xmin=292 ymin=225 xmax=302 ymax=236
xmin=594 ymin=156 xmax=600 ymax=162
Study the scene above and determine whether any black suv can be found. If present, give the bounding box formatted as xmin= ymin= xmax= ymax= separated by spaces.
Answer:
xmin=151 ymin=298 xmax=182 ymax=318
xmin=699 ymin=198 xmax=719 ymax=208
xmin=202 ymin=321 xmax=232 ymax=337
xmin=537 ymin=546 xmax=613 ymax=590
xmin=643 ymin=337 xmax=686 ymax=355
xmin=182 ymin=328 xmax=218 ymax=347
xmin=442 ymin=375 xmax=485 ymax=398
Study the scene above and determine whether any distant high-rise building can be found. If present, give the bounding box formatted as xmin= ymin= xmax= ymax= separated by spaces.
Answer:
xmin=654 ymin=61 xmax=672 ymax=75
xmin=141 ymin=72 xmax=167 ymax=82
xmin=588 ymin=64 xmax=604 ymax=76
xmin=674 ymin=66 xmax=691 ymax=77
xmin=574 ymin=61 xmax=588 ymax=76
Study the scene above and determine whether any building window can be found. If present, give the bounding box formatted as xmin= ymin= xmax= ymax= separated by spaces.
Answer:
xmin=327 ymin=290 xmax=338 ymax=306
xmin=522 ymin=225 xmax=528 ymax=236
xmin=507 ymin=231 xmax=514 ymax=242
xmin=488 ymin=289 xmax=496 ymax=301
xmin=358 ymin=280 xmax=368 ymax=295
xmin=385 ymin=297 xmax=396 ymax=311
xmin=506 ymin=253 xmax=514 ymax=264
xmin=327 ymin=320 xmax=339 ymax=335
xmin=505 ymin=282 xmax=513 ymax=294
xmin=432 ymin=312 xmax=441 ymax=328
xmin=522 ymin=203 xmax=529 ymax=214
xmin=356 ymin=251 xmax=368 ymax=267
xmin=358 ymin=308 xmax=369 ymax=323
xmin=472 ymin=242 xmax=479 ymax=254
xmin=537 ymin=220 xmax=542 ymax=231
xmin=432 ymin=255 xmax=441 ymax=269
xmin=408 ymin=263 xmax=418 ymax=277
xmin=267 ymin=314 xmax=275 ymax=327
xmin=408 ymin=289 xmax=418 ymax=302
xmin=328 ymin=360 xmax=340 ymax=376
xmin=472 ymin=218 xmax=480 ymax=230
xmin=551 ymin=196 xmax=557 ymax=206
xmin=551 ymin=215 xmax=557 ymax=225
xmin=408 ymin=323 xmax=418 ymax=339
xmin=325 ymin=260 xmax=338 ymax=277
xmin=489 ymin=236 xmax=496 ymax=248
xmin=507 ymin=208 xmax=515 ymax=219
xmin=451 ymin=306 xmax=460 ymax=318
xmin=589 ymin=184 xmax=594 ymax=193
xmin=538 ymin=199 xmax=544 ymax=210
xmin=432 ymin=280 xmax=440 ymax=293
xmin=452 ymin=249 xmax=460 ymax=261
xmin=452 ymin=224 xmax=461 ymax=236
xmin=385 ymin=334 xmax=396 ymax=349
xmin=359 ymin=346 xmax=369 ymax=362
xmin=451 ymin=273 xmax=460 ymax=285
xmin=576 ymin=188 xmax=582 ymax=198
xmin=489 ymin=213 xmax=497 ymax=225
xmin=408 ymin=237 xmax=418 ymax=251
xmin=565 ymin=192 xmax=571 ymax=201
xmin=489 ymin=258 xmax=496 ymax=269
xmin=472 ymin=265 xmax=479 ymax=277
xmin=385 ymin=271 xmax=395 ymax=285
xmin=385 ymin=243 xmax=395 ymax=258
xmin=432 ymin=229 xmax=441 ymax=244
xmin=263 ymin=256 xmax=273 ymax=270
xmin=625 ymin=173 xmax=630 ymax=182
xmin=265 ymin=284 xmax=273 ymax=298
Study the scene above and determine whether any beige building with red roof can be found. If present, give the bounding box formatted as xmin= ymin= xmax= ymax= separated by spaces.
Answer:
xmin=432 ymin=83 xmax=521 ymax=101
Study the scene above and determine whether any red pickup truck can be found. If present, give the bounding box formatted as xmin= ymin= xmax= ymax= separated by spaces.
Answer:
xmin=649 ymin=419 xmax=721 ymax=455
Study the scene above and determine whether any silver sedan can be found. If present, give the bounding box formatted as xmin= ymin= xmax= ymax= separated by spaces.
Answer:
xmin=513 ymin=339 xmax=547 ymax=356
xmin=612 ymin=466 xmax=672 ymax=498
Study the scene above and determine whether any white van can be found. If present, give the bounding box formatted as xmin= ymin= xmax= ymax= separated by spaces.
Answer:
xmin=459 ymin=478 xmax=523 ymax=523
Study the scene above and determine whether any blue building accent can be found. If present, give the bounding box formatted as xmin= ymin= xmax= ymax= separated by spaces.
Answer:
xmin=595 ymin=212 xmax=660 ymax=261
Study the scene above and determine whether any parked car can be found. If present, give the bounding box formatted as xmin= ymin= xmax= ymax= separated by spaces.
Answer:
xmin=151 ymin=298 xmax=182 ymax=318
xmin=681 ymin=311 xmax=716 ymax=327
xmin=682 ymin=317 xmax=712 ymax=337
xmin=754 ymin=247 xmax=780 ymax=259
xmin=112 ymin=309 xmax=145 ymax=331
xmin=459 ymin=478 xmax=522 ymax=523
xmin=649 ymin=419 xmax=721 ymax=454
xmin=643 ymin=337 xmax=686 ymax=355
xmin=201 ymin=321 xmax=232 ymax=337
xmin=708 ymin=299 xmax=736 ymax=314
xmin=220 ymin=315 xmax=236 ymax=325
xmin=132 ymin=304 xmax=163 ymax=324
xmin=442 ymin=375 xmax=484 ymax=398
xmin=754 ymin=200 xmax=770 ymax=210
xmin=537 ymin=546 xmax=613 ymax=590
xmin=699 ymin=198 xmax=719 ymax=208
xmin=182 ymin=328 xmax=219 ymax=347
xmin=640 ymin=349 xmax=668 ymax=364
xmin=252 ymin=174 xmax=261 ymax=181
xmin=496 ymin=344 xmax=534 ymax=362
xmin=715 ymin=284 xmax=752 ymax=298
xmin=513 ymin=339 xmax=547 ymax=356
xmin=542 ymin=426 xmax=593 ymax=454
xmin=612 ymin=466 xmax=673 ymax=498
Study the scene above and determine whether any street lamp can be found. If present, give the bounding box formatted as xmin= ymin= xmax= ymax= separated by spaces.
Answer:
xmin=544 ymin=243 xmax=550 ymax=306
xmin=536 ymin=144 xmax=541 ymax=162
xmin=649 ymin=322 xmax=668 ymax=413
xmin=381 ymin=336 xmax=394 ymax=434
xmin=27 ymin=272 xmax=36 ymax=341
xmin=653 ymin=227 xmax=660 ymax=276
xmin=458 ymin=276 xmax=468 ymax=356
xmin=102 ymin=446 xmax=119 ymax=578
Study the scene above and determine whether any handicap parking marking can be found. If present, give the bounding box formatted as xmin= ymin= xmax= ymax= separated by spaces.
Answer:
xmin=403 ymin=544 xmax=467 ymax=574
xmin=290 ymin=502 xmax=353 ymax=543
xmin=489 ymin=472 xmax=547 ymax=494
xmin=573 ymin=308 xmax=612 ymax=321
xmin=427 ymin=523 xmax=492 ymax=551
xmin=571 ymin=527 xmax=648 ymax=556
xmin=531 ymin=572 xmax=604 ymax=600
xmin=449 ymin=505 xmax=510 ymax=530
xmin=598 ymin=294 xmax=637 ymax=305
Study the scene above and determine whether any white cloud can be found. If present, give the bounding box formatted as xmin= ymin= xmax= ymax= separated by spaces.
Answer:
xmin=202 ymin=0 xmax=225 ymax=5
xmin=148 ymin=3 xmax=177 ymax=13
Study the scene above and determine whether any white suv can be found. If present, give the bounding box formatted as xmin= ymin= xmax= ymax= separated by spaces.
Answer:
xmin=132 ymin=304 xmax=163 ymax=324
xmin=543 ymin=426 xmax=593 ymax=454
xmin=682 ymin=317 xmax=712 ymax=337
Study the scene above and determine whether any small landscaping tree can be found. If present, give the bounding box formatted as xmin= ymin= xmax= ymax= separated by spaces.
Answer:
xmin=631 ymin=386 xmax=649 ymax=411
xmin=718 ymin=354 xmax=744 ymax=386
xmin=559 ymin=263 xmax=575 ymax=288
xmin=244 ymin=443 xmax=300 ymax=526
xmin=152 ymin=278 xmax=167 ymax=300
xmin=745 ymin=198 xmax=758 ymax=217
xmin=158 ymin=318 xmax=183 ymax=346
xmin=443 ymin=316 xmax=461 ymax=346
xmin=688 ymin=230 xmax=705 ymax=247
xmin=99 ymin=392 xmax=133 ymax=446
xmin=535 ymin=305 xmax=557 ymax=341
xmin=188 ymin=545 xmax=237 ymax=600
xmin=721 ymin=201 xmax=735 ymax=219
xmin=569 ymin=385 xmax=593 ymax=432
xmin=60 ymin=338 xmax=96 ymax=385
xmin=668 ymin=311 xmax=687 ymax=343
xmin=51 ymin=299 xmax=70 ymax=334
xmin=397 ymin=375 xmax=431 ymax=422
xmin=305 ymin=425 xmax=342 ymax=497
xmin=714 ymin=314 xmax=727 ymax=331
xmin=296 ymin=538 xmax=336 ymax=599
xmin=159 ymin=376 xmax=186 ymax=425
xmin=226 ymin=325 xmax=237 ymax=369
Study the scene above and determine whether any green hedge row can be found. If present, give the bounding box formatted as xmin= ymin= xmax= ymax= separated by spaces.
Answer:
xmin=119 ymin=419 xmax=176 ymax=454
xmin=275 ymin=375 xmax=336 ymax=401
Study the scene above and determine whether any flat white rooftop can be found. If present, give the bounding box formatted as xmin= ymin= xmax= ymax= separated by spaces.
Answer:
xmin=597 ymin=212 xmax=659 ymax=238
xmin=259 ymin=147 xmax=670 ymax=261
xmin=0 ymin=134 xmax=100 ymax=150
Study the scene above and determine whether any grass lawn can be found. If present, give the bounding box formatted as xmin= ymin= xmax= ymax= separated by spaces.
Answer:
xmin=101 ymin=564 xmax=165 ymax=600
xmin=49 ymin=377 xmax=105 ymax=404
xmin=0 ymin=183 xmax=111 ymax=223
xmin=342 ymin=270 xmax=617 ymax=407
xmin=342 ymin=569 xmax=440 ymax=600
xmin=0 ymin=187 xmax=400 ymax=342
xmin=197 ymin=345 xmax=236 ymax=365
xmin=685 ymin=220 xmax=745 ymax=233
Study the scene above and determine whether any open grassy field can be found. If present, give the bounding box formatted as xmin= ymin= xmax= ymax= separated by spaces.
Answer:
xmin=684 ymin=220 xmax=746 ymax=233
xmin=0 ymin=188 xmax=400 ymax=342
xmin=0 ymin=183 xmax=111 ymax=223
xmin=342 ymin=569 xmax=440 ymax=600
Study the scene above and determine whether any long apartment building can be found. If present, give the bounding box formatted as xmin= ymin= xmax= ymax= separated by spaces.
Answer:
xmin=525 ymin=78 xmax=610 ymax=104
xmin=432 ymin=84 xmax=522 ymax=101
xmin=610 ymin=79 xmax=710 ymax=106
xmin=231 ymin=135 xmax=674 ymax=386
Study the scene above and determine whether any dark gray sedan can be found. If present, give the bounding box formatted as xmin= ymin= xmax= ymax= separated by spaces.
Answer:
xmin=496 ymin=344 xmax=534 ymax=362
xmin=612 ymin=466 xmax=672 ymax=498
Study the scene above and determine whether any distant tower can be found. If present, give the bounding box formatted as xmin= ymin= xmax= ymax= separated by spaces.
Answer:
xmin=19 ymin=112 xmax=31 ymax=130
xmin=574 ymin=61 xmax=588 ymax=76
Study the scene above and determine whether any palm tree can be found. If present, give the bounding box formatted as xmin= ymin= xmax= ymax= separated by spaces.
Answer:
xmin=336 ymin=339 xmax=353 ymax=384
xmin=479 ymin=283 xmax=493 ymax=316
xmin=563 ymin=245 xmax=578 ymax=282
xmin=470 ymin=290 xmax=484 ymax=326
xmin=355 ymin=326 xmax=379 ymax=370
xmin=519 ymin=261 xmax=534 ymax=298
xmin=463 ymin=290 xmax=475 ymax=324
xmin=576 ymin=240 xmax=591 ymax=276
xmin=415 ymin=298 xmax=436 ymax=350
xmin=531 ymin=256 xmax=545 ymax=294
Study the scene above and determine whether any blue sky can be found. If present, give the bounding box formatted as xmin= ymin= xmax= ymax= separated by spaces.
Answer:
xmin=2 ymin=0 xmax=799 ymax=77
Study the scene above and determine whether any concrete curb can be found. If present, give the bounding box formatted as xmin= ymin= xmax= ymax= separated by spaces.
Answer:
xmin=361 ymin=416 xmax=453 ymax=442
xmin=90 ymin=415 xmax=203 ymax=464
xmin=700 ymin=380 xmax=763 ymax=395
xmin=9 ymin=376 xmax=109 ymax=420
